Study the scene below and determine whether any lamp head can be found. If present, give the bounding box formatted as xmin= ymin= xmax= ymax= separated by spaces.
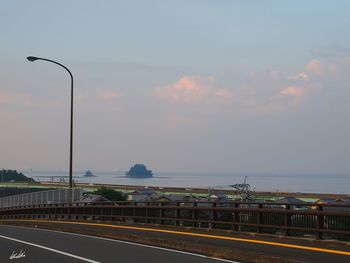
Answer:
xmin=27 ymin=56 xmax=39 ymax=62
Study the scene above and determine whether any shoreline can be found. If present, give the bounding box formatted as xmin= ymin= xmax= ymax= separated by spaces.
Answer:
xmin=1 ymin=181 xmax=348 ymax=200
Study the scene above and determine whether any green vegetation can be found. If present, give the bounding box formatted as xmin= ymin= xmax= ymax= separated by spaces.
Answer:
xmin=0 ymin=169 xmax=34 ymax=182
xmin=93 ymin=187 xmax=127 ymax=201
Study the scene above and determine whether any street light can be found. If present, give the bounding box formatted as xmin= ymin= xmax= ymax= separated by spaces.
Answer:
xmin=27 ymin=56 xmax=74 ymax=188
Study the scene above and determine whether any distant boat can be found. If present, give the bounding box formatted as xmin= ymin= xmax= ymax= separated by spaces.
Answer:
xmin=83 ymin=170 xmax=96 ymax=177
xmin=126 ymin=164 xmax=153 ymax=178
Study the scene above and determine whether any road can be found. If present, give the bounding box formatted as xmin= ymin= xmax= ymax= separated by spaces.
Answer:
xmin=1 ymin=221 xmax=350 ymax=262
xmin=0 ymin=225 xmax=235 ymax=263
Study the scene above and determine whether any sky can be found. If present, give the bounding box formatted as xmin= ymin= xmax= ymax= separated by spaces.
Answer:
xmin=1 ymin=0 xmax=350 ymax=174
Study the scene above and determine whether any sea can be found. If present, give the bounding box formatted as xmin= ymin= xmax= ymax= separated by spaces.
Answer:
xmin=23 ymin=171 xmax=350 ymax=195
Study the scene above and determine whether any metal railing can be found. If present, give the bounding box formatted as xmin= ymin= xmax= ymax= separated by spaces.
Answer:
xmin=0 ymin=200 xmax=349 ymax=240
xmin=0 ymin=188 xmax=83 ymax=208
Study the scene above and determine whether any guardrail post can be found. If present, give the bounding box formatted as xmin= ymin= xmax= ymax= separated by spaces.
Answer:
xmin=284 ymin=205 xmax=291 ymax=236
xmin=317 ymin=206 xmax=324 ymax=239
xmin=210 ymin=202 xmax=217 ymax=229
xmin=121 ymin=205 xmax=125 ymax=222
xmin=175 ymin=202 xmax=180 ymax=226
xmin=233 ymin=203 xmax=240 ymax=231
xmin=193 ymin=202 xmax=198 ymax=227
xmin=67 ymin=203 xmax=70 ymax=220
xmin=133 ymin=202 xmax=137 ymax=223
xmin=257 ymin=203 xmax=263 ymax=233
xmin=160 ymin=202 xmax=165 ymax=225
xmin=146 ymin=202 xmax=149 ymax=223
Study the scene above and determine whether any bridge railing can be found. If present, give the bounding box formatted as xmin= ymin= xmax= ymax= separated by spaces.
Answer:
xmin=0 ymin=188 xmax=82 ymax=208
xmin=0 ymin=200 xmax=349 ymax=240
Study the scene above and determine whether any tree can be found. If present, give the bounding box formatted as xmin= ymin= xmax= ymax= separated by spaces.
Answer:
xmin=93 ymin=187 xmax=127 ymax=201
xmin=0 ymin=169 xmax=35 ymax=182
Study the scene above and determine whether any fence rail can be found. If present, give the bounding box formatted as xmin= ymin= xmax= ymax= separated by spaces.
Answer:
xmin=0 ymin=188 xmax=82 ymax=208
xmin=0 ymin=200 xmax=349 ymax=240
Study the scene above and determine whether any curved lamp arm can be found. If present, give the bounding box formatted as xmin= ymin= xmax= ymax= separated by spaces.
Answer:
xmin=27 ymin=56 xmax=73 ymax=80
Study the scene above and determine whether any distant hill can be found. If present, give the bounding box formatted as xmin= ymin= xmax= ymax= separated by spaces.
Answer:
xmin=0 ymin=169 xmax=35 ymax=182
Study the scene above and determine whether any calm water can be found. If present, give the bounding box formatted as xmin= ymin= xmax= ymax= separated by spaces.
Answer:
xmin=25 ymin=171 xmax=350 ymax=194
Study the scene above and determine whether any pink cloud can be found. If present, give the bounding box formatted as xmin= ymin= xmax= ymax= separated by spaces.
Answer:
xmin=0 ymin=91 xmax=32 ymax=105
xmin=233 ymin=66 xmax=318 ymax=115
xmin=305 ymin=59 xmax=337 ymax=76
xmin=153 ymin=53 xmax=350 ymax=116
xmin=280 ymin=86 xmax=305 ymax=97
xmin=305 ymin=59 xmax=323 ymax=75
xmin=97 ymin=90 xmax=121 ymax=100
xmin=155 ymin=76 xmax=232 ymax=102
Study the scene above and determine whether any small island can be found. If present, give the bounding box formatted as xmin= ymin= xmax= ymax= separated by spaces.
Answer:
xmin=0 ymin=169 xmax=35 ymax=182
xmin=83 ymin=170 xmax=96 ymax=177
xmin=126 ymin=164 xmax=153 ymax=178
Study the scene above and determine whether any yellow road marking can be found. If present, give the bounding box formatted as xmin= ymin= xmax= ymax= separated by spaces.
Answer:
xmin=7 ymin=219 xmax=350 ymax=256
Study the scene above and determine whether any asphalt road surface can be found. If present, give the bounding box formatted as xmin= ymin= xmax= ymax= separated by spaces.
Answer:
xmin=0 ymin=225 xmax=236 ymax=263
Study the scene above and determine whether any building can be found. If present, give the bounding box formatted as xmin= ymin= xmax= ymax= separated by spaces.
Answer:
xmin=128 ymin=188 xmax=158 ymax=201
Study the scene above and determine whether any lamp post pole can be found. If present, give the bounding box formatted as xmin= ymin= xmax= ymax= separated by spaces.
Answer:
xmin=27 ymin=56 xmax=74 ymax=188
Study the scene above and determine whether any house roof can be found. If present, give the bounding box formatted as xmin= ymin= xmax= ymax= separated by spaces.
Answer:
xmin=131 ymin=188 xmax=157 ymax=195
xmin=316 ymin=198 xmax=350 ymax=204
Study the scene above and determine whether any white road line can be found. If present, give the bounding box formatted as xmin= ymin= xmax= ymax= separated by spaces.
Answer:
xmin=209 ymin=258 xmax=242 ymax=263
xmin=1 ymin=225 xmax=240 ymax=263
xmin=0 ymin=234 xmax=100 ymax=263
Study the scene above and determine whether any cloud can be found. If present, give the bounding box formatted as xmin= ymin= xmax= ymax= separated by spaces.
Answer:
xmin=305 ymin=59 xmax=324 ymax=75
xmin=287 ymin=72 xmax=309 ymax=81
xmin=280 ymin=86 xmax=305 ymax=97
xmin=305 ymin=59 xmax=337 ymax=76
xmin=154 ymin=70 xmax=308 ymax=115
xmin=97 ymin=90 xmax=121 ymax=100
xmin=237 ymin=69 xmax=311 ymax=115
xmin=154 ymin=76 xmax=232 ymax=103
xmin=0 ymin=91 xmax=32 ymax=105
xmin=153 ymin=51 xmax=350 ymax=116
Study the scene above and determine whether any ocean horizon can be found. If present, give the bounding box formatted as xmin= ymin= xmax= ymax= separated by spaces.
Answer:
xmin=23 ymin=171 xmax=350 ymax=195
